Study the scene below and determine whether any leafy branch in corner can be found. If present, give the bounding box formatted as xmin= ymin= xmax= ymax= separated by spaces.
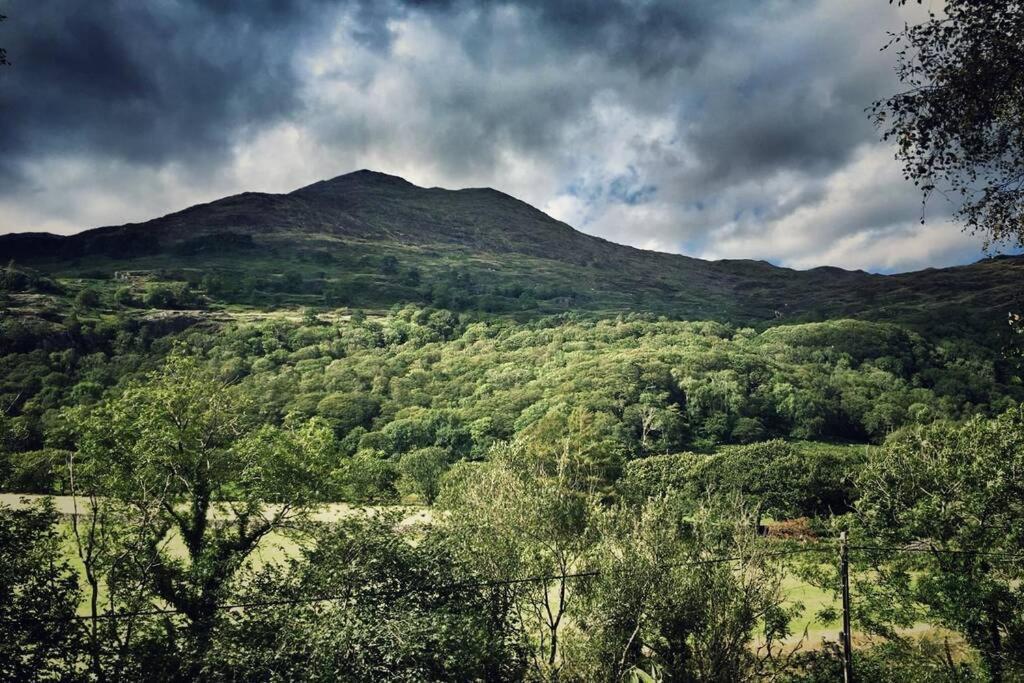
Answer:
xmin=872 ymin=1 xmax=1024 ymax=250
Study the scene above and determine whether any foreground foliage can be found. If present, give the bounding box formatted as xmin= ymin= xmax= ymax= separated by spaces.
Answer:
xmin=0 ymin=500 xmax=83 ymax=682
xmin=3 ymin=405 xmax=1024 ymax=680
xmin=1 ymin=302 xmax=1023 ymax=680
xmin=857 ymin=408 xmax=1024 ymax=681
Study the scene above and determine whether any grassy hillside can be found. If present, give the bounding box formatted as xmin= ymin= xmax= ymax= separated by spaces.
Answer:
xmin=2 ymin=170 xmax=1020 ymax=340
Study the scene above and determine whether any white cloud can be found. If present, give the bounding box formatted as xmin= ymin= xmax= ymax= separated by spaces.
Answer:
xmin=695 ymin=144 xmax=983 ymax=271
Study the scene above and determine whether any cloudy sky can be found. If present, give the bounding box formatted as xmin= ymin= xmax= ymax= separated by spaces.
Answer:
xmin=0 ymin=0 xmax=1003 ymax=272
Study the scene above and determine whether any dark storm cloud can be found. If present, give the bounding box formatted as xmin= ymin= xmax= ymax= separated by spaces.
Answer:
xmin=342 ymin=0 xmax=897 ymax=210
xmin=392 ymin=0 xmax=771 ymax=158
xmin=0 ymin=0 xmax=338 ymax=187
xmin=0 ymin=0 xmax=760 ymax=182
xmin=680 ymin=17 xmax=894 ymax=189
xmin=419 ymin=0 xmax=754 ymax=74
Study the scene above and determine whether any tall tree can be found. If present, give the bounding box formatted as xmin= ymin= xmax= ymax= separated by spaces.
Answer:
xmin=440 ymin=441 xmax=598 ymax=679
xmin=72 ymin=353 xmax=337 ymax=677
xmin=873 ymin=1 xmax=1024 ymax=249
xmin=576 ymin=494 xmax=793 ymax=682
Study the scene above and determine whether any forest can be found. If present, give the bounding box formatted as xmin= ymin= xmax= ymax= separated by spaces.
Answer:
xmin=2 ymin=258 xmax=1024 ymax=681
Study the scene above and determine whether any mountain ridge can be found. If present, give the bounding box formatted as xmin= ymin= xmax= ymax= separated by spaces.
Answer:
xmin=1 ymin=170 xmax=1021 ymax=336
xmin=0 ymin=168 xmax=1011 ymax=274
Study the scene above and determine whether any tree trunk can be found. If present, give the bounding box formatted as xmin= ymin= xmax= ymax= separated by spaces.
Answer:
xmin=986 ymin=608 xmax=1003 ymax=683
xmin=88 ymin=572 xmax=105 ymax=682
xmin=187 ymin=608 xmax=218 ymax=682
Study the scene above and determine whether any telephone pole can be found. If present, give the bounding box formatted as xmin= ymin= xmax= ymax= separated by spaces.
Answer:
xmin=840 ymin=531 xmax=854 ymax=683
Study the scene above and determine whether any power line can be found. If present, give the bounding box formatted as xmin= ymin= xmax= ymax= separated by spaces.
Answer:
xmin=57 ymin=542 xmax=1024 ymax=623
xmin=71 ymin=571 xmax=604 ymax=622
xmin=63 ymin=547 xmax=830 ymax=623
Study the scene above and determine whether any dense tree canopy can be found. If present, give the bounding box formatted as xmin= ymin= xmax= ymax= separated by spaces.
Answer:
xmin=2 ymin=307 xmax=1019 ymax=501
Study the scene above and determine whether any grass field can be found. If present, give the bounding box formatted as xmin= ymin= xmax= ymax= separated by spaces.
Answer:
xmin=779 ymin=574 xmax=840 ymax=645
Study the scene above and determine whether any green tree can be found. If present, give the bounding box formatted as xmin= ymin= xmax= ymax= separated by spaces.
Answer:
xmin=857 ymin=408 xmax=1024 ymax=681
xmin=142 ymin=285 xmax=175 ymax=309
xmin=623 ymin=391 xmax=683 ymax=456
xmin=0 ymin=500 xmax=85 ymax=681
xmin=575 ymin=495 xmax=793 ymax=682
xmin=75 ymin=287 xmax=101 ymax=309
xmin=337 ymin=449 xmax=398 ymax=503
xmin=518 ymin=404 xmax=627 ymax=493
xmin=697 ymin=441 xmax=809 ymax=527
xmin=301 ymin=307 xmax=322 ymax=326
xmin=71 ymin=353 xmax=336 ymax=676
xmin=440 ymin=441 xmax=597 ymax=679
xmin=397 ymin=446 xmax=449 ymax=504
xmin=209 ymin=513 xmax=526 ymax=681
xmin=65 ymin=442 xmax=167 ymax=682
xmin=316 ymin=392 xmax=380 ymax=437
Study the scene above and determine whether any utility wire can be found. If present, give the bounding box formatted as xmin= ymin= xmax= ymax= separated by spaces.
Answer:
xmin=59 ymin=543 xmax=1024 ymax=623
xmin=60 ymin=545 xmax=831 ymax=623
xmin=72 ymin=571 xmax=603 ymax=622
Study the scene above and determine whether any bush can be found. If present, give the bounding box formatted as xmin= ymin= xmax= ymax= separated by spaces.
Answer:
xmin=0 ymin=449 xmax=67 ymax=493
xmin=621 ymin=442 xmax=865 ymax=520
xmin=75 ymin=288 xmax=101 ymax=309
xmin=142 ymin=282 xmax=200 ymax=309
xmin=782 ymin=639 xmax=983 ymax=683
xmin=620 ymin=452 xmax=705 ymax=504
xmin=143 ymin=285 xmax=175 ymax=309
xmin=339 ymin=450 xmax=398 ymax=502
xmin=114 ymin=286 xmax=137 ymax=307
xmin=208 ymin=514 xmax=525 ymax=681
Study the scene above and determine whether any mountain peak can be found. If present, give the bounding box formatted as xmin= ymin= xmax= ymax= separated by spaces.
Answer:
xmin=293 ymin=169 xmax=416 ymax=196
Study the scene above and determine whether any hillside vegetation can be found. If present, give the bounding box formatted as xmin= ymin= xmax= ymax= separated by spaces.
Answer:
xmin=2 ymin=170 xmax=1021 ymax=337
xmin=2 ymin=174 xmax=1024 ymax=681
xmin=3 ymin=298 xmax=1021 ymax=495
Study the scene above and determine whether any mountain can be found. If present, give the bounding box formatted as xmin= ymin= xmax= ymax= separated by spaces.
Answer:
xmin=2 ymin=171 xmax=671 ymax=265
xmin=2 ymin=170 xmax=1021 ymax=336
